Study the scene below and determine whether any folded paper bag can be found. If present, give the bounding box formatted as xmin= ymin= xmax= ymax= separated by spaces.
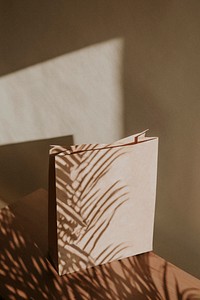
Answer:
xmin=48 ymin=130 xmax=158 ymax=276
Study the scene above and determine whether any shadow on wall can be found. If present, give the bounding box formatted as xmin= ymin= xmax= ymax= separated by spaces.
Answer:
xmin=0 ymin=1 xmax=168 ymax=76
xmin=1 ymin=0 xmax=200 ymax=279
xmin=0 ymin=0 xmax=124 ymax=76
xmin=0 ymin=135 xmax=73 ymax=205
xmin=122 ymin=2 xmax=200 ymax=279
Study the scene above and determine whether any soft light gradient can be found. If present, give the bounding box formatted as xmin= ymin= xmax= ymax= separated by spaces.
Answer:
xmin=0 ymin=38 xmax=123 ymax=145
xmin=1 ymin=0 xmax=200 ymax=280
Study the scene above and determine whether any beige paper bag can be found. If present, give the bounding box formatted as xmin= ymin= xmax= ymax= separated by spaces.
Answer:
xmin=48 ymin=130 xmax=158 ymax=276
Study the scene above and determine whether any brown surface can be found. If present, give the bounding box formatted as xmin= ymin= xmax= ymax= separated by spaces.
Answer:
xmin=0 ymin=189 xmax=200 ymax=299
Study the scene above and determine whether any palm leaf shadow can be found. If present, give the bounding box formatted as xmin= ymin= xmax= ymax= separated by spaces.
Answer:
xmin=163 ymin=262 xmax=200 ymax=300
xmin=54 ymin=143 xmax=131 ymax=275
xmin=73 ymin=253 xmax=200 ymax=300
xmin=1 ymin=206 xmax=200 ymax=299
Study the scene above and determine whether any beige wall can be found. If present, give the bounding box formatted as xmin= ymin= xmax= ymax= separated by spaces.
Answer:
xmin=0 ymin=39 xmax=123 ymax=145
xmin=1 ymin=1 xmax=200 ymax=278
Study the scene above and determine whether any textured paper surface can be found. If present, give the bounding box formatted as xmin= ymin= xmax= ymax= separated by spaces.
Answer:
xmin=48 ymin=131 xmax=158 ymax=275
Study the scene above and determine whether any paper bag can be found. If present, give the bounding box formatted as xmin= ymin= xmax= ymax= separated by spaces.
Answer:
xmin=48 ymin=130 xmax=158 ymax=276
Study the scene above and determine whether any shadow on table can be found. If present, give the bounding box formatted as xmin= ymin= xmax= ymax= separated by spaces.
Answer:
xmin=0 ymin=193 xmax=200 ymax=300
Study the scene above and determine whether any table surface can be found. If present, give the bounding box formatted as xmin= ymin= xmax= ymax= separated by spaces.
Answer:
xmin=0 ymin=189 xmax=200 ymax=300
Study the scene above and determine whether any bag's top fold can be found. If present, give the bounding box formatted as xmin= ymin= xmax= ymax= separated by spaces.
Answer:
xmin=50 ymin=130 xmax=157 ymax=155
